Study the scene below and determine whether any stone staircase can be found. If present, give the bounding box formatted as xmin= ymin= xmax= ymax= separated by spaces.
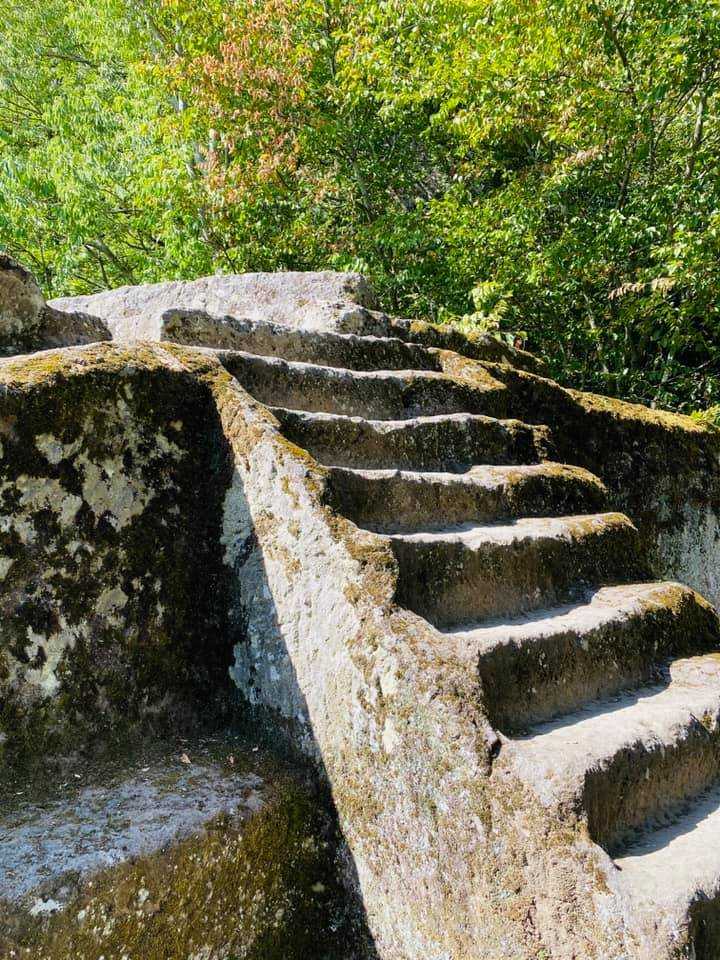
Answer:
xmin=205 ymin=322 xmax=720 ymax=958
xmin=0 ymin=259 xmax=710 ymax=957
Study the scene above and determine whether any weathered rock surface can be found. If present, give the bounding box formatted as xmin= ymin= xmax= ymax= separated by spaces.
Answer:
xmin=0 ymin=253 xmax=110 ymax=355
xmin=0 ymin=254 xmax=46 ymax=334
xmin=0 ymin=344 xmax=234 ymax=763
xmin=50 ymin=272 xmax=543 ymax=370
xmin=6 ymin=259 xmax=720 ymax=958
xmin=51 ymin=271 xmax=377 ymax=337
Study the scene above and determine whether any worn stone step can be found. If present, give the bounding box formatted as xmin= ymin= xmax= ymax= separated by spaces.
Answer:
xmin=272 ymin=408 xmax=551 ymax=470
xmin=0 ymin=735 xmax=349 ymax=959
xmin=448 ymin=583 xmax=720 ymax=733
xmin=614 ymin=784 xmax=720 ymax=959
xmin=222 ymin=351 xmax=508 ymax=419
xmin=160 ymin=310 xmax=444 ymax=371
xmin=324 ymin=463 xmax=607 ymax=533
xmin=508 ymin=655 xmax=720 ymax=857
xmin=388 ymin=513 xmax=643 ymax=627
xmin=370 ymin=315 xmax=546 ymax=374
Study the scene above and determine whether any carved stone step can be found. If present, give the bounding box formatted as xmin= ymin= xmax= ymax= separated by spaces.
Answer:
xmin=162 ymin=311 xmax=444 ymax=371
xmin=447 ymin=582 xmax=720 ymax=732
xmin=272 ymin=408 xmax=551 ymax=470
xmin=325 ymin=463 xmax=607 ymax=533
xmin=369 ymin=314 xmax=545 ymax=374
xmin=223 ymin=351 xmax=508 ymax=419
xmin=508 ymin=655 xmax=720 ymax=856
xmin=387 ymin=513 xmax=643 ymax=626
xmin=614 ymin=784 xmax=720 ymax=959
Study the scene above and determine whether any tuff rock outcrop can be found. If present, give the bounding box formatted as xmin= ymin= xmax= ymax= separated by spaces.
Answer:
xmin=50 ymin=270 xmax=545 ymax=372
xmin=3 ymin=259 xmax=720 ymax=958
xmin=0 ymin=253 xmax=110 ymax=355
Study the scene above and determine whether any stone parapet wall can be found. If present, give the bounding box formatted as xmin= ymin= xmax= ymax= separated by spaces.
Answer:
xmin=0 ymin=344 xmax=233 ymax=764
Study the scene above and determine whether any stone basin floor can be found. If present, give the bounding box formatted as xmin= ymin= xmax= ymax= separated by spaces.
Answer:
xmin=1 ymin=734 xmax=265 ymax=911
xmin=0 ymin=732 xmax=353 ymax=960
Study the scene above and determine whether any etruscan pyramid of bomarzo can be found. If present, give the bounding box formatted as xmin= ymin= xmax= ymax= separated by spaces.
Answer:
xmin=2 ymin=251 xmax=720 ymax=959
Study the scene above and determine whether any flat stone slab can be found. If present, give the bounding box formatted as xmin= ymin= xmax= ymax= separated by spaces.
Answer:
xmin=1 ymin=738 xmax=263 ymax=910
xmin=616 ymin=784 xmax=720 ymax=906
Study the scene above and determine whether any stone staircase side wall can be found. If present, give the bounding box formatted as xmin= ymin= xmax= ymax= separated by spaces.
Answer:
xmin=196 ymin=344 xmax=626 ymax=959
xmin=465 ymin=360 xmax=720 ymax=608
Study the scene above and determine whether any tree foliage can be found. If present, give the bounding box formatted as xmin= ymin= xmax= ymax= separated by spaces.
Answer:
xmin=1 ymin=0 xmax=720 ymax=409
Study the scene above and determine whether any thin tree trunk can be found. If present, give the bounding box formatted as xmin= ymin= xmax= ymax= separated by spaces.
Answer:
xmin=685 ymin=65 xmax=711 ymax=180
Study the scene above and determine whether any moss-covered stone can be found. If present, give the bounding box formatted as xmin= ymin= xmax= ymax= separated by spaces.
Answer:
xmin=0 ymin=344 xmax=236 ymax=771
xmin=471 ymin=360 xmax=720 ymax=605
xmin=389 ymin=316 xmax=547 ymax=374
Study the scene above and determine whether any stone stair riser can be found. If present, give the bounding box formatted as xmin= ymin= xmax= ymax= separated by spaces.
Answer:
xmin=224 ymin=352 xmax=509 ymax=420
xmin=390 ymin=521 xmax=644 ymax=627
xmin=206 ymin=326 xmax=442 ymax=372
xmin=477 ymin=593 xmax=720 ymax=732
xmin=585 ymin=713 xmax=720 ymax=855
xmin=326 ymin=465 xmax=607 ymax=533
xmin=273 ymin=408 xmax=552 ymax=470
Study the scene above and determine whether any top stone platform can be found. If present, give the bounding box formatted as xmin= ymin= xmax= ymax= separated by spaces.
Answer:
xmin=51 ymin=270 xmax=378 ymax=337
xmin=49 ymin=269 xmax=544 ymax=372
